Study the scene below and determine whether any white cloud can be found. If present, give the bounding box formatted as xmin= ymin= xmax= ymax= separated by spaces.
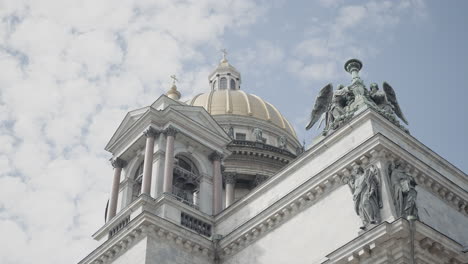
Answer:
xmin=0 ymin=0 xmax=264 ymax=263
xmin=289 ymin=0 xmax=427 ymax=82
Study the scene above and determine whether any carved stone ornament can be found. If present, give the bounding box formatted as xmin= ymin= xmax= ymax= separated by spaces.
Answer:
xmin=224 ymin=172 xmax=237 ymax=184
xmin=388 ymin=160 xmax=419 ymax=219
xmin=227 ymin=126 xmax=234 ymax=138
xmin=306 ymin=59 xmax=409 ymax=136
xmin=253 ymin=174 xmax=268 ymax=187
xmin=143 ymin=127 xmax=160 ymax=138
xmin=348 ymin=164 xmax=382 ymax=229
xmin=252 ymin=128 xmax=266 ymax=143
xmin=163 ymin=126 xmax=179 ymax=137
xmin=278 ymin=135 xmax=287 ymax=150
xmin=111 ymin=157 xmax=127 ymax=168
xmin=209 ymin=151 xmax=224 ymax=161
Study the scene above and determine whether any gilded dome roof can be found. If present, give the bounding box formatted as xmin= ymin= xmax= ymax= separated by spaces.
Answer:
xmin=188 ymin=90 xmax=297 ymax=138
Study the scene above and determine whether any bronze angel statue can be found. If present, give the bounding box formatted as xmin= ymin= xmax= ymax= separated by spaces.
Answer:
xmin=306 ymin=81 xmax=408 ymax=135
xmin=369 ymin=82 xmax=408 ymax=125
xmin=305 ymin=83 xmax=355 ymax=134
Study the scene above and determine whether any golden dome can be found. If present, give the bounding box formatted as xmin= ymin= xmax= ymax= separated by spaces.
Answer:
xmin=188 ymin=89 xmax=297 ymax=138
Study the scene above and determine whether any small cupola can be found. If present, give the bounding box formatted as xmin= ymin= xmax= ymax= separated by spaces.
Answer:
xmin=166 ymin=75 xmax=181 ymax=100
xmin=208 ymin=49 xmax=241 ymax=91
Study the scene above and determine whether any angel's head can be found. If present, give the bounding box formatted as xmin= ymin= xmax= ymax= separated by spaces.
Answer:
xmin=370 ymin=83 xmax=379 ymax=92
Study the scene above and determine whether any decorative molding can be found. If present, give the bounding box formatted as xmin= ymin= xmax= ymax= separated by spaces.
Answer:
xmin=111 ymin=157 xmax=127 ymax=168
xmin=143 ymin=126 xmax=160 ymax=138
xmin=81 ymin=204 xmax=214 ymax=264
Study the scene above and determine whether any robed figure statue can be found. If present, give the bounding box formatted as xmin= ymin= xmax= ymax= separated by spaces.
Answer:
xmin=389 ymin=160 xmax=419 ymax=219
xmin=349 ymin=165 xmax=383 ymax=229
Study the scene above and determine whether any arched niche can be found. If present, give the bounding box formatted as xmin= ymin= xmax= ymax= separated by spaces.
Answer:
xmin=220 ymin=77 xmax=228 ymax=90
xmin=230 ymin=79 xmax=236 ymax=90
xmin=171 ymin=151 xmax=206 ymax=207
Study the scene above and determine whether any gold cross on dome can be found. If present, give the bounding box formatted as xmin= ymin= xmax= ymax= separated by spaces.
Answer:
xmin=220 ymin=48 xmax=228 ymax=60
xmin=170 ymin=75 xmax=178 ymax=85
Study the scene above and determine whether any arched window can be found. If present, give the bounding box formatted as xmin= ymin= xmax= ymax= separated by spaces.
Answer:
xmin=132 ymin=161 xmax=143 ymax=201
xmin=173 ymin=155 xmax=200 ymax=207
xmin=230 ymin=79 xmax=236 ymax=90
xmin=220 ymin=77 xmax=227 ymax=90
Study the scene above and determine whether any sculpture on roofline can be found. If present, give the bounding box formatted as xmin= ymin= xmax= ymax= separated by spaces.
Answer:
xmin=306 ymin=59 xmax=409 ymax=136
xmin=347 ymin=164 xmax=383 ymax=229
xmin=388 ymin=160 xmax=419 ymax=219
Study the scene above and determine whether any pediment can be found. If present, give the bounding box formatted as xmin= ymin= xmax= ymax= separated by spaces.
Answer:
xmin=105 ymin=106 xmax=150 ymax=150
xmin=169 ymin=105 xmax=229 ymax=139
xmin=105 ymin=95 xmax=230 ymax=153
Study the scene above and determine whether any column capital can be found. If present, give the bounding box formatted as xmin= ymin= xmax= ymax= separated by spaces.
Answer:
xmin=163 ymin=126 xmax=179 ymax=137
xmin=224 ymin=172 xmax=237 ymax=184
xmin=143 ymin=127 xmax=160 ymax=138
xmin=111 ymin=157 xmax=127 ymax=168
xmin=253 ymin=174 xmax=268 ymax=187
xmin=209 ymin=151 xmax=224 ymax=161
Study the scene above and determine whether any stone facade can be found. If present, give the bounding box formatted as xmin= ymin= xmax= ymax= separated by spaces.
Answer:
xmin=79 ymin=58 xmax=467 ymax=264
xmin=79 ymin=107 xmax=468 ymax=264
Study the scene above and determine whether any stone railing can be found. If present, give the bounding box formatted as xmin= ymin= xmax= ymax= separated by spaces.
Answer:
xmin=173 ymin=165 xmax=200 ymax=185
xmin=108 ymin=214 xmax=130 ymax=238
xmin=229 ymin=139 xmax=296 ymax=158
xmin=170 ymin=186 xmax=200 ymax=210
xmin=181 ymin=212 xmax=212 ymax=237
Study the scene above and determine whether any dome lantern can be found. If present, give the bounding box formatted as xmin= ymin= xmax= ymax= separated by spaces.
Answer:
xmin=166 ymin=75 xmax=181 ymax=100
xmin=208 ymin=49 xmax=241 ymax=91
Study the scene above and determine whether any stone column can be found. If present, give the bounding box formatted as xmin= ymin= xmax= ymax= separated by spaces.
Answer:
xmin=224 ymin=172 xmax=237 ymax=207
xmin=199 ymin=177 xmax=213 ymax=215
xmin=141 ymin=127 xmax=159 ymax=195
xmin=151 ymin=150 xmax=165 ymax=198
xmin=210 ymin=152 xmax=224 ymax=215
xmin=107 ymin=158 xmax=126 ymax=221
xmin=369 ymin=149 xmax=398 ymax=223
xmin=163 ymin=126 xmax=178 ymax=193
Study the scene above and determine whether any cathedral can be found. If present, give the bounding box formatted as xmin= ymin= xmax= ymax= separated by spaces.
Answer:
xmin=78 ymin=56 xmax=468 ymax=264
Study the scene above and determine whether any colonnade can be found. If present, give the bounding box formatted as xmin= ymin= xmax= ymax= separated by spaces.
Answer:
xmin=106 ymin=126 xmax=225 ymax=221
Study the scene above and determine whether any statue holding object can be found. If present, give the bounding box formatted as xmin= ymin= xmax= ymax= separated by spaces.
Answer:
xmin=306 ymin=59 xmax=409 ymax=136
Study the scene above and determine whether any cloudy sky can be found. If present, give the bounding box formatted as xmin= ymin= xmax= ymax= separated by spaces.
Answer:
xmin=0 ymin=0 xmax=467 ymax=263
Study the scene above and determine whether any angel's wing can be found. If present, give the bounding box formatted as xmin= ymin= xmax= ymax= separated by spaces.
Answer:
xmin=383 ymin=82 xmax=409 ymax=125
xmin=306 ymin=83 xmax=333 ymax=130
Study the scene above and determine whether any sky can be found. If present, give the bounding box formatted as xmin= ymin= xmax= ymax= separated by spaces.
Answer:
xmin=0 ymin=0 xmax=467 ymax=263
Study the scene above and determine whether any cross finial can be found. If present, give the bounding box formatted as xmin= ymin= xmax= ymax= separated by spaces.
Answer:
xmin=220 ymin=48 xmax=228 ymax=61
xmin=170 ymin=75 xmax=178 ymax=85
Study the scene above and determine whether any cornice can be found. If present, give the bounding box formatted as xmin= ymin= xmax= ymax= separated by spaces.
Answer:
xmin=376 ymin=135 xmax=468 ymax=217
xmin=321 ymin=219 xmax=467 ymax=264
xmin=80 ymin=212 xmax=214 ymax=264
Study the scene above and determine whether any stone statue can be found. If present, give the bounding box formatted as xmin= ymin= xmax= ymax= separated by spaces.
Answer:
xmin=348 ymin=165 xmax=382 ymax=229
xmin=369 ymin=82 xmax=409 ymax=125
xmin=306 ymin=59 xmax=409 ymax=136
xmin=278 ymin=135 xmax=287 ymax=149
xmin=227 ymin=126 xmax=234 ymax=138
xmin=388 ymin=160 xmax=419 ymax=219
xmin=252 ymin=128 xmax=265 ymax=143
